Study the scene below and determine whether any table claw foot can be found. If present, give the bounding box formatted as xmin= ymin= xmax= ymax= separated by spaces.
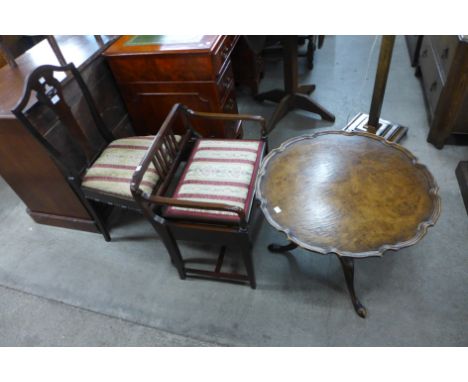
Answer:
xmin=338 ymin=256 xmax=367 ymax=319
xmin=268 ymin=241 xmax=298 ymax=253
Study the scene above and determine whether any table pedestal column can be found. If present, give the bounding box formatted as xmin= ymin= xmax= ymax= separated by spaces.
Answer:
xmin=255 ymin=36 xmax=335 ymax=132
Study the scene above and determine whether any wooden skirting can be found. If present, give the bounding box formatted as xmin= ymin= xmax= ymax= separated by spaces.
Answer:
xmin=28 ymin=210 xmax=99 ymax=233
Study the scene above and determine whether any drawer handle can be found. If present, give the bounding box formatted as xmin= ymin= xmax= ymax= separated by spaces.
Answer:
xmin=441 ymin=47 xmax=449 ymax=59
xmin=430 ymin=81 xmax=438 ymax=92
xmin=223 ymin=76 xmax=232 ymax=88
xmin=225 ymin=98 xmax=235 ymax=111
xmin=221 ymin=46 xmax=230 ymax=60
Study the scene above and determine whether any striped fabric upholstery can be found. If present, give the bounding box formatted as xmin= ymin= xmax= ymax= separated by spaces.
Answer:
xmin=82 ymin=136 xmax=162 ymax=199
xmin=165 ymin=139 xmax=265 ymax=223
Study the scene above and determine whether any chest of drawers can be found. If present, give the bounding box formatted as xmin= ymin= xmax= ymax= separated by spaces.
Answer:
xmin=103 ymin=35 xmax=240 ymax=138
xmin=417 ymin=35 xmax=468 ymax=148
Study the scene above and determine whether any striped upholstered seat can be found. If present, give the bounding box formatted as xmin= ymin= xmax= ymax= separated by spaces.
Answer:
xmin=82 ymin=136 xmax=166 ymax=199
xmin=165 ymin=139 xmax=265 ymax=223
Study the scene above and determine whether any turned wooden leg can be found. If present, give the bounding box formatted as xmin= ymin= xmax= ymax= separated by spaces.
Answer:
xmin=268 ymin=241 xmax=298 ymax=253
xmin=267 ymin=95 xmax=293 ymax=132
xmin=254 ymin=89 xmax=287 ymax=103
xmin=337 ymin=256 xmax=367 ymax=318
xmin=293 ymin=93 xmax=336 ymax=122
xmin=240 ymin=239 xmax=256 ymax=289
xmin=297 ymin=84 xmax=316 ymax=95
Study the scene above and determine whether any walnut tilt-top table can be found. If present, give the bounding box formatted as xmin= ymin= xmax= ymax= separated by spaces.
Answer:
xmin=256 ymin=131 xmax=441 ymax=318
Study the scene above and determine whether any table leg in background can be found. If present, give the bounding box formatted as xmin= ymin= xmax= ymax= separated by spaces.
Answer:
xmin=267 ymin=241 xmax=298 ymax=253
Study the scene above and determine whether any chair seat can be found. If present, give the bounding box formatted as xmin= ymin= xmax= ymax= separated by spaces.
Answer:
xmin=82 ymin=136 xmax=162 ymax=199
xmin=165 ymin=139 xmax=265 ymax=223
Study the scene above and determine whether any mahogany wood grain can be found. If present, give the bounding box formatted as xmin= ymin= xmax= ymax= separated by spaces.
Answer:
xmin=103 ymin=35 xmax=240 ymax=138
xmin=0 ymin=116 xmax=96 ymax=222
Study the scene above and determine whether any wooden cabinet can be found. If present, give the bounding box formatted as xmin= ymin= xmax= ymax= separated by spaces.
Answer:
xmin=416 ymin=35 xmax=468 ymax=148
xmin=103 ymin=35 xmax=241 ymax=138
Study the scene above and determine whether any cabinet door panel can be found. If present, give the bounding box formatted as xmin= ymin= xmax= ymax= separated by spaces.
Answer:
xmin=125 ymin=91 xmax=211 ymax=136
xmin=430 ymin=35 xmax=458 ymax=79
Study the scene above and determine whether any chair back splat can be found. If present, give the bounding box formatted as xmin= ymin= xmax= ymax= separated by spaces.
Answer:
xmin=12 ymin=63 xmax=114 ymax=178
xmin=12 ymin=63 xmax=159 ymax=241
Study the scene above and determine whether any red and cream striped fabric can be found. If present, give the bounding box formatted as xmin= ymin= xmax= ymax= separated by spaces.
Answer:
xmin=82 ymin=136 xmax=160 ymax=199
xmin=165 ymin=139 xmax=265 ymax=223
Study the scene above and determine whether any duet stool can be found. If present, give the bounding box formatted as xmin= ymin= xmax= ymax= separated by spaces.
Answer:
xmin=132 ymin=103 xmax=268 ymax=288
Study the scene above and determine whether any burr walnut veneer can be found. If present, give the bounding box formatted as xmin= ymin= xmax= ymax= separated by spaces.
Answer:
xmin=256 ymin=131 xmax=440 ymax=317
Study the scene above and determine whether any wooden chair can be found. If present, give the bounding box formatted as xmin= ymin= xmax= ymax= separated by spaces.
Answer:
xmin=12 ymin=63 xmax=161 ymax=241
xmin=131 ymin=103 xmax=268 ymax=288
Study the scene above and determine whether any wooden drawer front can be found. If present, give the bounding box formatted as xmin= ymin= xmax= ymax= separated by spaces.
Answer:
xmin=216 ymin=61 xmax=235 ymax=104
xmin=107 ymin=54 xmax=215 ymax=83
xmin=118 ymin=83 xmax=215 ymax=135
xmin=419 ymin=38 xmax=444 ymax=118
xmin=213 ymin=35 xmax=238 ymax=75
xmin=430 ymin=35 xmax=458 ymax=79
xmin=118 ymin=81 xmax=239 ymax=137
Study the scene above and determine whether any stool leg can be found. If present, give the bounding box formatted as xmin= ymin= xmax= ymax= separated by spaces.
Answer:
xmin=157 ymin=227 xmax=186 ymax=280
xmin=241 ymin=239 xmax=256 ymax=289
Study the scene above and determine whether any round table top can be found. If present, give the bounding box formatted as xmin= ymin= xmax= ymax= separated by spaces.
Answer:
xmin=256 ymin=131 xmax=441 ymax=258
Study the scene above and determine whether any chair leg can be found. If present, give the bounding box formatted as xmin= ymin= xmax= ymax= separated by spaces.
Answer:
xmin=84 ymin=199 xmax=111 ymax=242
xmin=240 ymin=237 xmax=256 ymax=289
xmin=156 ymin=226 xmax=186 ymax=280
xmin=96 ymin=216 xmax=111 ymax=242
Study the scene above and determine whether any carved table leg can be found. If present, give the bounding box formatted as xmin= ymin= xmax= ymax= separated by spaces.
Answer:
xmin=266 ymin=95 xmax=293 ymax=132
xmin=268 ymin=241 xmax=298 ymax=253
xmin=337 ymin=256 xmax=367 ymax=318
xmin=297 ymin=84 xmax=316 ymax=95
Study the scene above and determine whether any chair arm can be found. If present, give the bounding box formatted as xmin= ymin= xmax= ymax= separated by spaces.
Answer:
xmin=180 ymin=105 xmax=268 ymax=140
xmin=147 ymin=195 xmax=247 ymax=228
